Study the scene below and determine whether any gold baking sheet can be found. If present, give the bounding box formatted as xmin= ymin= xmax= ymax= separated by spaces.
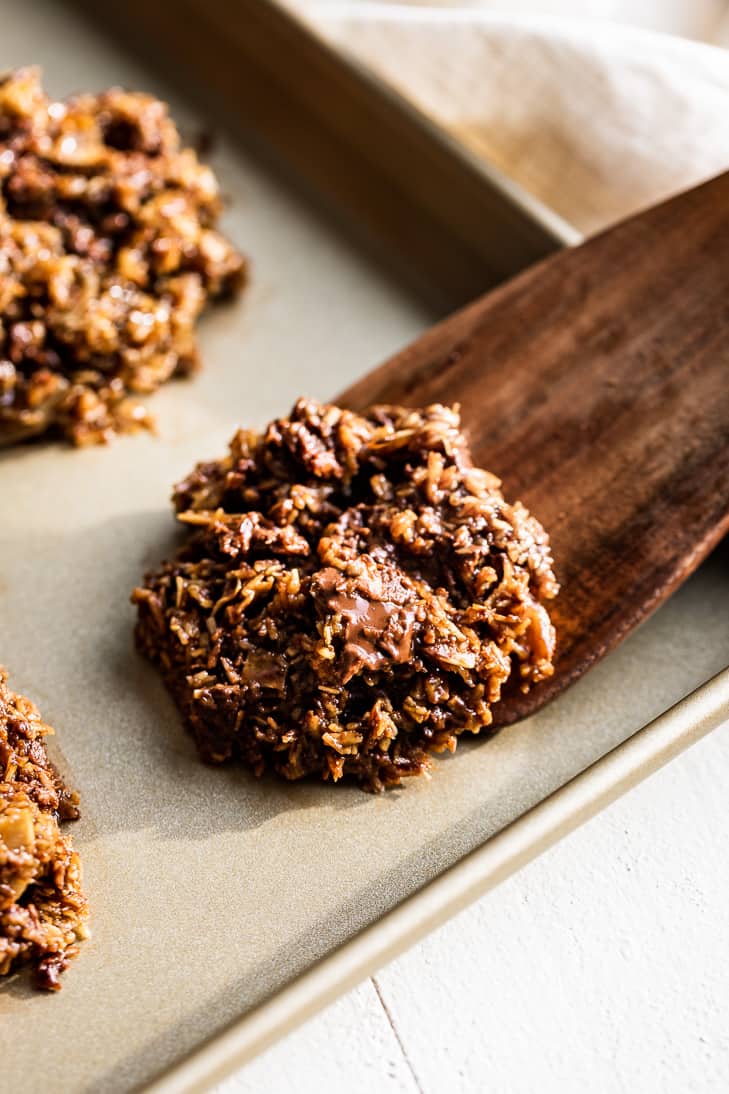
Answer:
xmin=1 ymin=3 xmax=727 ymax=1092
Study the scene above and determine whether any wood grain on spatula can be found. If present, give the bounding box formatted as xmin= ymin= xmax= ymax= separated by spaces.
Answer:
xmin=341 ymin=171 xmax=729 ymax=721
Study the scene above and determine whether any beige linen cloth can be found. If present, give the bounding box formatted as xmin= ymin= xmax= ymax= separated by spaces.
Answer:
xmin=286 ymin=0 xmax=729 ymax=236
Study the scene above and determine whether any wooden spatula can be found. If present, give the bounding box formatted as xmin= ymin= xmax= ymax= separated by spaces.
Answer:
xmin=340 ymin=172 xmax=729 ymax=722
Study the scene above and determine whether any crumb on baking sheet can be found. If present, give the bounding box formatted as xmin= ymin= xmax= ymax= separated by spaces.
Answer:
xmin=0 ymin=66 xmax=246 ymax=446
xmin=132 ymin=399 xmax=558 ymax=791
xmin=0 ymin=669 xmax=88 ymax=990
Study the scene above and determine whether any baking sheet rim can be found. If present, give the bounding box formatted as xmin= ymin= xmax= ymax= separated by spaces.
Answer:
xmin=144 ymin=667 xmax=729 ymax=1093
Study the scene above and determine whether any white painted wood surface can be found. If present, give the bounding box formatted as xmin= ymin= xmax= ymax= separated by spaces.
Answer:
xmin=218 ymin=718 xmax=729 ymax=1092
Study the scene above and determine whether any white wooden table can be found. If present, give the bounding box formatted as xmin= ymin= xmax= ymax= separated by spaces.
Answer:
xmin=217 ymin=717 xmax=729 ymax=1092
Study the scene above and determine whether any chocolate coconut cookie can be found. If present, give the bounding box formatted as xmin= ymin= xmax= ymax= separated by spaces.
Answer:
xmin=0 ymin=670 xmax=88 ymax=989
xmin=133 ymin=399 xmax=558 ymax=791
xmin=0 ymin=67 xmax=245 ymax=445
